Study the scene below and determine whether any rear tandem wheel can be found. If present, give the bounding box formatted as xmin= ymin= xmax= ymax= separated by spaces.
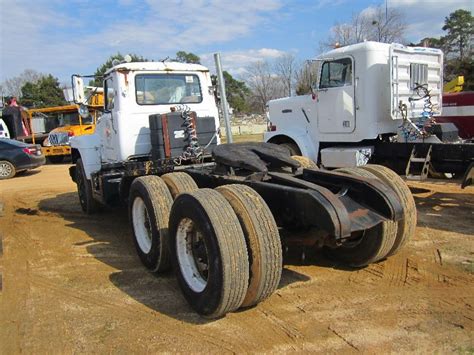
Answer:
xmin=169 ymin=189 xmax=250 ymax=318
xmin=324 ymin=167 xmax=398 ymax=267
xmin=129 ymin=176 xmax=173 ymax=273
xmin=216 ymin=184 xmax=282 ymax=308
xmin=360 ymin=164 xmax=417 ymax=256
xmin=161 ymin=172 xmax=198 ymax=199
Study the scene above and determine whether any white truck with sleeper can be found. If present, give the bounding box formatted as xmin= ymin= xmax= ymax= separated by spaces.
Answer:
xmin=265 ymin=41 xmax=473 ymax=179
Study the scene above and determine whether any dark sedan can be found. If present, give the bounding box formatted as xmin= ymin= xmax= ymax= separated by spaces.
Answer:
xmin=0 ymin=138 xmax=46 ymax=179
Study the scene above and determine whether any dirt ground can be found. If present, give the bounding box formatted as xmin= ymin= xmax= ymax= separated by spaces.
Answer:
xmin=0 ymin=165 xmax=473 ymax=353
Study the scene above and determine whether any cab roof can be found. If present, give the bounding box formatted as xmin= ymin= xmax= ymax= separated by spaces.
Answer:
xmin=317 ymin=41 xmax=442 ymax=59
xmin=105 ymin=61 xmax=210 ymax=75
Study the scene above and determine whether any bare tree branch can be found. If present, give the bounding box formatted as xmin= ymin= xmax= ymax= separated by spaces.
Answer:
xmin=1 ymin=69 xmax=44 ymax=98
xmin=274 ymin=53 xmax=296 ymax=97
xmin=321 ymin=5 xmax=406 ymax=51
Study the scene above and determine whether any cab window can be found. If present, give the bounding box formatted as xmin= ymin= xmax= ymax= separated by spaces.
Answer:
xmin=319 ymin=58 xmax=352 ymax=89
xmin=104 ymin=78 xmax=115 ymax=110
xmin=135 ymin=74 xmax=202 ymax=105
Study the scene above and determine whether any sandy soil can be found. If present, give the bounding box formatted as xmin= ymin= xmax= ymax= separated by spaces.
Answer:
xmin=0 ymin=165 xmax=473 ymax=353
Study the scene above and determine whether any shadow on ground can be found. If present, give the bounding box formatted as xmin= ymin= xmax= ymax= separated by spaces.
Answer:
xmin=412 ymin=190 xmax=474 ymax=235
xmin=37 ymin=192 xmax=317 ymax=323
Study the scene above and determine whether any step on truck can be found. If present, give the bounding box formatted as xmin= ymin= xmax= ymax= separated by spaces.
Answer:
xmin=265 ymin=41 xmax=473 ymax=179
xmin=69 ymin=57 xmax=416 ymax=318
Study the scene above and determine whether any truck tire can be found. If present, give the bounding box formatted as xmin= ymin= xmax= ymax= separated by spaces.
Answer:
xmin=281 ymin=142 xmax=301 ymax=156
xmin=161 ymin=172 xmax=198 ymax=199
xmin=76 ymin=158 xmax=100 ymax=214
xmin=360 ymin=164 xmax=416 ymax=256
xmin=291 ymin=155 xmax=318 ymax=169
xmin=325 ymin=167 xmax=398 ymax=267
xmin=216 ymin=184 xmax=282 ymax=308
xmin=129 ymin=176 xmax=173 ymax=273
xmin=169 ymin=189 xmax=249 ymax=318
xmin=0 ymin=160 xmax=16 ymax=179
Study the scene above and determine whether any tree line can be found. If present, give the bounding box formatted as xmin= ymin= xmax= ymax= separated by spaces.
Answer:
xmin=1 ymin=8 xmax=471 ymax=111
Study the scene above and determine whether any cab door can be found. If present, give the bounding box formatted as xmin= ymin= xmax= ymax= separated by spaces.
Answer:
xmin=100 ymin=76 xmax=119 ymax=162
xmin=317 ymin=57 xmax=356 ymax=134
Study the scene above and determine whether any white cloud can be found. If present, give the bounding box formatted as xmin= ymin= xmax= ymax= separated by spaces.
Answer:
xmin=0 ymin=0 xmax=283 ymax=83
xmin=314 ymin=0 xmax=348 ymax=9
xmin=200 ymin=48 xmax=288 ymax=77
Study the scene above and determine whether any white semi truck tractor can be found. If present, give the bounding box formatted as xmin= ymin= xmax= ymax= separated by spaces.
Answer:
xmin=265 ymin=41 xmax=473 ymax=179
xmin=69 ymin=57 xmax=415 ymax=318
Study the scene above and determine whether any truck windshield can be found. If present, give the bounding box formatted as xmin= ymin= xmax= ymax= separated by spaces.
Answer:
xmin=135 ymin=74 xmax=202 ymax=105
xmin=35 ymin=111 xmax=93 ymax=127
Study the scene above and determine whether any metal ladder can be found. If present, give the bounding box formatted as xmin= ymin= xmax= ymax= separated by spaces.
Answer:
xmin=406 ymin=145 xmax=432 ymax=181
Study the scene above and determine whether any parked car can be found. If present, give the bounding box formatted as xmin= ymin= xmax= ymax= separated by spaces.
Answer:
xmin=0 ymin=138 xmax=46 ymax=179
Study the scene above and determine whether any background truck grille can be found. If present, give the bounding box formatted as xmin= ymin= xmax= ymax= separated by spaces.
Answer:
xmin=48 ymin=132 xmax=70 ymax=146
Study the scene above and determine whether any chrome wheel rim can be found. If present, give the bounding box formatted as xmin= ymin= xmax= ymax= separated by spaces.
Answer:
xmin=0 ymin=162 xmax=13 ymax=178
xmin=132 ymin=197 xmax=153 ymax=254
xmin=176 ymin=218 xmax=209 ymax=292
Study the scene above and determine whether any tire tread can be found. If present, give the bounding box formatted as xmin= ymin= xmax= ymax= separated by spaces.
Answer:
xmin=360 ymin=164 xmax=416 ymax=256
xmin=216 ymin=184 xmax=282 ymax=307
xmin=161 ymin=172 xmax=198 ymax=198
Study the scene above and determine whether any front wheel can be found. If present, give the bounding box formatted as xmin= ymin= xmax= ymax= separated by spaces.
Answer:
xmin=281 ymin=142 xmax=301 ymax=156
xmin=0 ymin=160 xmax=16 ymax=179
xmin=75 ymin=158 xmax=100 ymax=214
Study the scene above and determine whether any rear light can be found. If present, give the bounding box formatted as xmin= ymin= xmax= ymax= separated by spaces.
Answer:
xmin=23 ymin=146 xmax=42 ymax=156
xmin=23 ymin=147 xmax=35 ymax=155
xmin=68 ymin=131 xmax=75 ymax=137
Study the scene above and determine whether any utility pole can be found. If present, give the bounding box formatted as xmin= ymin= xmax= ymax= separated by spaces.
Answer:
xmin=214 ymin=53 xmax=233 ymax=143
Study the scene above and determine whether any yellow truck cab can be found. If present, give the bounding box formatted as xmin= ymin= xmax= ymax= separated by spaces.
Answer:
xmin=28 ymin=93 xmax=103 ymax=163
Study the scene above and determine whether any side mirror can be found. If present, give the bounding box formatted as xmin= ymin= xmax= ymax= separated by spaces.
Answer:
xmin=71 ymin=75 xmax=86 ymax=104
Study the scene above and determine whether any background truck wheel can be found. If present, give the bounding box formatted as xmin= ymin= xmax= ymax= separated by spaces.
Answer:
xmin=360 ymin=164 xmax=417 ymax=256
xmin=75 ymin=158 xmax=100 ymax=214
xmin=169 ymin=189 xmax=249 ymax=318
xmin=291 ymin=155 xmax=318 ymax=169
xmin=281 ymin=142 xmax=301 ymax=156
xmin=0 ymin=160 xmax=16 ymax=179
xmin=129 ymin=176 xmax=173 ymax=273
xmin=161 ymin=172 xmax=198 ymax=199
xmin=324 ymin=167 xmax=398 ymax=267
xmin=216 ymin=184 xmax=282 ymax=308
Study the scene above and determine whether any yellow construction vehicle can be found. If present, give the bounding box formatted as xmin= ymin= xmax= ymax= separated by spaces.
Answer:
xmin=443 ymin=76 xmax=464 ymax=93
xmin=27 ymin=91 xmax=103 ymax=163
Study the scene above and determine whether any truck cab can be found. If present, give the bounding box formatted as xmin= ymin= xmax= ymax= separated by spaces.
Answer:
xmin=265 ymin=42 xmax=444 ymax=165
xmin=71 ymin=62 xmax=220 ymax=179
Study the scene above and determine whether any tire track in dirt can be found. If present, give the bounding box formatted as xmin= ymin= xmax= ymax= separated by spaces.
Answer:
xmin=258 ymin=308 xmax=304 ymax=342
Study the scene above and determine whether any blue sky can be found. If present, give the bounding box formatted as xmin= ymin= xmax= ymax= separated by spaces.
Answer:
xmin=0 ymin=0 xmax=471 ymax=85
